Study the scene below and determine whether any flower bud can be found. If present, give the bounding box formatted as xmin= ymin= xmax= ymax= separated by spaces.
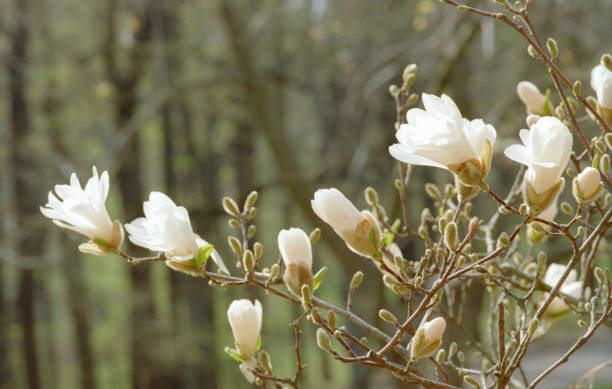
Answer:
xmin=222 ymin=196 xmax=241 ymax=217
xmin=258 ymin=350 xmax=272 ymax=373
xmin=517 ymin=81 xmax=549 ymax=115
xmin=378 ymin=309 xmax=399 ymax=326
xmin=312 ymin=188 xmax=380 ymax=256
xmin=444 ymin=222 xmax=458 ymax=251
xmin=227 ymin=299 xmax=262 ymax=360
xmin=350 ymin=271 xmax=364 ymax=291
xmin=279 ymin=228 xmax=313 ymax=297
xmin=316 ymin=328 xmax=332 ymax=352
xmin=572 ymin=167 xmax=602 ymax=204
xmin=410 ymin=317 xmax=446 ymax=360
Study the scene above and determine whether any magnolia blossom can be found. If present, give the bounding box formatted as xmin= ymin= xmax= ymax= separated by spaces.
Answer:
xmin=311 ymin=188 xmax=380 ymax=256
xmin=227 ymin=299 xmax=262 ymax=360
xmin=517 ymin=81 xmax=550 ymax=115
xmin=40 ymin=166 xmax=123 ymax=253
xmin=591 ymin=64 xmax=612 ymax=110
xmin=543 ymin=264 xmax=582 ymax=316
xmin=504 ymin=116 xmax=572 ymax=213
xmin=124 ymin=192 xmax=227 ymax=272
xmin=388 ymin=93 xmax=497 ymax=186
xmin=278 ymin=228 xmax=313 ymax=295
xmin=572 ymin=167 xmax=602 ymax=203
xmin=411 ymin=317 xmax=446 ymax=359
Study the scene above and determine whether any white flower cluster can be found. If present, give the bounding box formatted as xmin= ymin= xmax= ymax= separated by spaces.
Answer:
xmin=41 ymin=56 xmax=609 ymax=384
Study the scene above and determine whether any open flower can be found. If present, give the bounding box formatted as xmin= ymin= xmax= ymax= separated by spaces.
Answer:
xmin=517 ymin=81 xmax=551 ymax=115
xmin=124 ymin=192 xmax=227 ymax=272
xmin=504 ymin=117 xmax=572 ymax=214
xmin=40 ymin=166 xmax=123 ymax=254
xmin=227 ymin=299 xmax=263 ymax=360
xmin=543 ymin=264 xmax=582 ymax=316
xmin=388 ymin=93 xmax=497 ymax=187
xmin=591 ymin=63 xmax=612 ymax=110
xmin=278 ymin=228 xmax=313 ymax=296
xmin=572 ymin=167 xmax=602 ymax=204
xmin=411 ymin=317 xmax=446 ymax=359
xmin=311 ymin=188 xmax=380 ymax=257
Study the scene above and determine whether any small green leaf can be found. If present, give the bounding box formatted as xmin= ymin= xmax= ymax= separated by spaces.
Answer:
xmin=224 ymin=347 xmax=245 ymax=363
xmin=391 ymin=218 xmax=401 ymax=233
xmin=255 ymin=335 xmax=262 ymax=353
xmin=384 ymin=232 xmax=394 ymax=247
xmin=312 ymin=266 xmax=328 ymax=291
xmin=93 ymin=238 xmax=112 ymax=248
xmin=544 ymin=89 xmax=552 ymax=116
xmin=368 ymin=227 xmax=377 ymax=247
xmin=592 ymin=153 xmax=599 ymax=169
xmin=194 ymin=244 xmax=214 ymax=267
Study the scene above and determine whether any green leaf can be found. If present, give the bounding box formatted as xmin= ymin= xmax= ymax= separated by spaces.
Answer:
xmin=592 ymin=153 xmax=599 ymax=169
xmin=368 ymin=227 xmax=377 ymax=247
xmin=255 ymin=335 xmax=262 ymax=353
xmin=383 ymin=232 xmax=394 ymax=247
xmin=224 ymin=347 xmax=246 ymax=363
xmin=544 ymin=88 xmax=552 ymax=116
xmin=391 ymin=218 xmax=401 ymax=233
xmin=93 ymin=238 xmax=112 ymax=248
xmin=194 ymin=244 xmax=214 ymax=268
xmin=312 ymin=266 xmax=328 ymax=291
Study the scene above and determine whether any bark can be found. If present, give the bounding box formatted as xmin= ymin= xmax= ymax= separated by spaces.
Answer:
xmin=104 ymin=1 xmax=158 ymax=388
xmin=8 ymin=0 xmax=42 ymax=387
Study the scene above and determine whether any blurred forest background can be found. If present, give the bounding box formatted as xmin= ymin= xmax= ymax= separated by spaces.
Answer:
xmin=0 ymin=0 xmax=610 ymax=388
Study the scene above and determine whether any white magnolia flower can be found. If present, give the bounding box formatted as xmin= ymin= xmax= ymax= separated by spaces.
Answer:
xmin=411 ymin=317 xmax=446 ymax=359
xmin=124 ymin=192 xmax=227 ymax=272
xmin=591 ymin=64 xmax=612 ymax=110
xmin=278 ymin=228 xmax=313 ymax=296
xmin=389 ymin=93 xmax=497 ymax=186
xmin=544 ymin=263 xmax=582 ymax=316
xmin=572 ymin=167 xmax=602 ymax=204
xmin=517 ymin=81 xmax=550 ymax=115
xmin=504 ymin=116 xmax=572 ymax=213
xmin=311 ymin=188 xmax=380 ymax=256
xmin=227 ymin=299 xmax=263 ymax=360
xmin=278 ymin=228 xmax=312 ymax=269
xmin=40 ymin=166 xmax=123 ymax=253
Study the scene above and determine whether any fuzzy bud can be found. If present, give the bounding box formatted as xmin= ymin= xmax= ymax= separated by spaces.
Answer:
xmin=572 ymin=167 xmax=602 ymax=204
xmin=316 ymin=328 xmax=332 ymax=352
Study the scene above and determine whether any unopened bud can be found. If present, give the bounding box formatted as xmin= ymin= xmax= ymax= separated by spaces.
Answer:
xmin=301 ymin=284 xmax=311 ymax=305
xmin=228 ymin=236 xmax=243 ymax=258
xmin=243 ymin=191 xmax=258 ymax=211
xmin=497 ymin=232 xmax=510 ymax=249
xmin=243 ymin=250 xmax=255 ymax=272
xmin=436 ymin=349 xmax=446 ymax=363
xmin=247 ymin=225 xmax=256 ymax=239
xmin=365 ymin=186 xmax=378 ymax=205
xmin=528 ymin=318 xmax=540 ymax=337
xmin=328 ymin=311 xmax=336 ymax=329
xmin=546 ymin=38 xmax=558 ymax=59
xmin=350 ymin=271 xmax=364 ymax=291
xmin=378 ymin=309 xmax=399 ymax=326
xmin=602 ymin=54 xmax=612 ymax=72
xmin=444 ymin=222 xmax=458 ymax=251
xmin=425 ymin=183 xmax=441 ymax=200
xmin=316 ymin=328 xmax=332 ymax=352
xmin=464 ymin=375 xmax=480 ymax=388
xmin=222 ymin=197 xmax=241 ymax=217
xmin=258 ymin=350 xmax=272 ymax=373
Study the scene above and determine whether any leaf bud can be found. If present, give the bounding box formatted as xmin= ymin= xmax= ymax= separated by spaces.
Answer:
xmin=316 ymin=328 xmax=332 ymax=352
xmin=243 ymin=191 xmax=258 ymax=211
xmin=350 ymin=271 xmax=364 ymax=291
xmin=378 ymin=309 xmax=399 ymax=326
xmin=222 ymin=197 xmax=241 ymax=217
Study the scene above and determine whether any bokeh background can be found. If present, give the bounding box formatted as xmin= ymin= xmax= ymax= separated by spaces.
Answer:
xmin=0 ymin=0 xmax=610 ymax=388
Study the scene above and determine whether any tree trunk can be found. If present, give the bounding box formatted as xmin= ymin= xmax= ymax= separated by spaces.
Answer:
xmin=8 ymin=0 xmax=42 ymax=387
